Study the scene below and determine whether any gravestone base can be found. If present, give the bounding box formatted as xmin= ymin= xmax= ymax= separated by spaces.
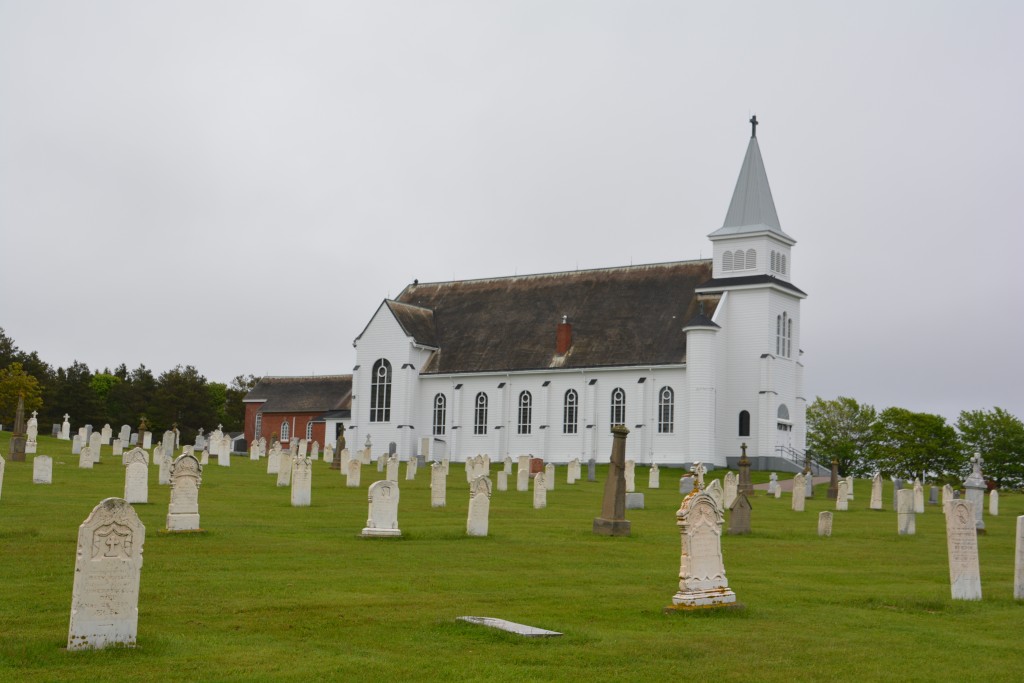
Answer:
xmin=664 ymin=598 xmax=744 ymax=614
xmin=625 ymin=492 xmax=645 ymax=510
xmin=165 ymin=514 xmax=201 ymax=532
xmin=360 ymin=527 xmax=402 ymax=538
xmin=666 ymin=587 xmax=739 ymax=611
xmin=8 ymin=436 xmax=26 ymax=462
xmin=592 ymin=518 xmax=631 ymax=536
xmin=158 ymin=527 xmax=206 ymax=535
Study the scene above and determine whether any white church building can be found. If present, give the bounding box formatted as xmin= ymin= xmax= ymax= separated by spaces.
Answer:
xmin=348 ymin=121 xmax=806 ymax=469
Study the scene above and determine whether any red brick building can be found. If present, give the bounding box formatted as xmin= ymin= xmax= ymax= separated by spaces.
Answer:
xmin=243 ymin=375 xmax=352 ymax=447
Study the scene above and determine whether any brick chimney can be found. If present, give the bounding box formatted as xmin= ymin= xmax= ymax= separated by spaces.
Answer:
xmin=555 ymin=315 xmax=572 ymax=355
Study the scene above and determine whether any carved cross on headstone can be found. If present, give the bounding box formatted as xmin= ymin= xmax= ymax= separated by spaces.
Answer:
xmin=217 ymin=424 xmax=223 ymax=431
xmin=690 ymin=461 xmax=707 ymax=490
xmin=63 ymin=413 xmax=70 ymax=421
xmin=750 ymin=114 xmax=758 ymax=138
xmin=31 ymin=410 xmax=38 ymax=419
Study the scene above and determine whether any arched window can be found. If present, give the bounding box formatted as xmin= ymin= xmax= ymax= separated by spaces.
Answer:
xmin=777 ymin=404 xmax=790 ymax=420
xmin=610 ymin=388 xmax=626 ymax=427
xmin=473 ymin=392 xmax=488 ymax=435
xmin=370 ymin=359 xmax=392 ymax=422
xmin=746 ymin=248 xmax=757 ymax=269
xmin=658 ymin=386 xmax=674 ymax=433
xmin=517 ymin=391 xmax=532 ymax=435
xmin=776 ymin=315 xmax=782 ymax=355
xmin=723 ymin=251 xmax=734 ymax=271
xmin=432 ymin=393 xmax=446 ymax=435
xmin=254 ymin=413 xmax=262 ymax=438
xmin=738 ymin=410 xmax=750 ymax=437
xmin=305 ymin=420 xmax=314 ymax=440
xmin=563 ymin=389 xmax=578 ymax=434
xmin=280 ymin=420 xmax=290 ymax=442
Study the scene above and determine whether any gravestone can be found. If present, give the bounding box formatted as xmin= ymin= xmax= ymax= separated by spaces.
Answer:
xmin=276 ymin=453 xmax=293 ymax=487
xmin=163 ymin=431 xmax=175 ymax=458
xmin=199 ymin=448 xmax=209 ymax=466
xmin=818 ymin=511 xmax=833 ymax=537
xmin=291 ymin=456 xmax=312 ymax=507
xmin=503 ymin=456 xmax=513 ymax=474
xmin=497 ymin=470 xmax=508 ymax=491
xmin=420 ymin=437 xmax=430 ymax=461
xmin=545 ymin=463 xmax=555 ymax=490
xmin=79 ymin=446 xmax=93 ymax=470
xmin=324 ymin=443 xmax=334 ymax=466
xmin=72 ymin=435 xmax=82 ymax=455
xmin=845 ymin=475 xmax=855 ymax=501
xmin=649 ymin=463 xmax=660 ymax=489
xmin=119 ymin=425 xmax=131 ymax=444
xmin=791 ymin=474 xmax=806 ymax=512
xmin=568 ymin=458 xmax=581 ymax=484
xmin=310 ymin=441 xmax=320 ymax=461
xmin=945 ymin=499 xmax=982 ymax=600
xmin=913 ymin=479 xmax=924 ymax=514
xmin=60 ymin=414 xmax=71 ymax=440
xmin=467 ymin=475 xmax=492 ymax=537
xmin=130 ymin=433 xmax=138 ymax=446
xmin=78 ymin=427 xmax=87 ymax=444
xmin=8 ymin=395 xmax=27 ymax=461
xmin=267 ymin=445 xmax=281 ymax=474
xmin=85 ymin=424 xmax=93 ymax=443
xmin=217 ymin=439 xmax=231 ymax=467
xmin=723 ymin=472 xmax=738 ymax=509
xmin=430 ymin=462 xmax=446 ymax=507
xmin=166 ymin=453 xmax=203 ymax=531
xmin=361 ymin=480 xmax=401 ymax=537
xmin=386 ymin=454 xmax=399 ymax=481
xmin=587 ymin=458 xmax=596 ymax=482
xmin=296 ymin=438 xmax=307 ymax=458
xmin=346 ymin=458 xmax=362 ymax=488
xmin=67 ymin=498 xmax=145 ymax=650
xmin=930 ymin=486 xmax=939 ymax=506
xmin=897 ymin=489 xmax=916 ymax=535
xmin=989 ymin=490 xmax=999 ymax=516
xmin=377 ymin=454 xmax=386 ymax=473
xmin=1015 ymin=516 xmax=1024 ymax=601
xmin=870 ymin=473 xmax=883 ymax=510
xmin=0 ymin=454 xmax=4 ymax=500
xmin=728 ymin=492 xmax=751 ymax=535
xmin=405 ymin=458 xmax=417 ymax=481
xmin=516 ymin=461 xmax=529 ymax=492
xmin=112 ymin=439 xmax=123 ymax=457
xmin=388 ymin=441 xmax=397 ymax=456
xmin=963 ymin=454 xmax=987 ymax=533
xmin=27 ymin=410 xmax=39 ymax=447
xmin=941 ymin=484 xmax=953 ymax=508
xmin=892 ymin=478 xmax=904 ymax=510
xmin=665 ymin=475 xmax=737 ymax=611
xmin=624 ymin=459 xmax=635 ymax=493
xmin=52 ymin=424 xmax=60 ymax=438
xmin=123 ymin=449 xmax=148 ymax=504
xmin=592 ymin=426 xmax=630 ymax=536
xmin=706 ymin=478 xmax=724 ymax=511
xmin=33 ymin=455 xmax=53 ymax=484
xmin=805 ymin=472 xmax=813 ymax=498
xmin=625 ymin=492 xmax=644 ymax=510
xmin=737 ymin=443 xmax=754 ymax=495
xmin=836 ymin=479 xmax=849 ymax=511
xmin=768 ymin=472 xmax=779 ymax=495
xmin=339 ymin=448 xmax=350 ymax=471
xmin=533 ymin=471 xmax=547 ymax=509
xmin=157 ymin=451 xmax=171 ymax=485
xmin=142 ymin=431 xmax=152 ymax=450
xmin=250 ymin=440 xmax=259 ymax=460
xmin=679 ymin=476 xmax=694 ymax=495
xmin=101 ymin=424 xmax=112 ymax=445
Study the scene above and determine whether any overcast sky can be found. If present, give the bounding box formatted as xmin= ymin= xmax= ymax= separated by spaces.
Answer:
xmin=2 ymin=1 xmax=1022 ymax=422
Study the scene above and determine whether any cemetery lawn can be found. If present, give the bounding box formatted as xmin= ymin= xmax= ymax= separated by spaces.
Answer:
xmin=2 ymin=435 xmax=1023 ymax=682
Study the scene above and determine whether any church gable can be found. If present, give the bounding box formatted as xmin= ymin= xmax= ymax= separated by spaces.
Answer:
xmin=393 ymin=260 xmax=717 ymax=374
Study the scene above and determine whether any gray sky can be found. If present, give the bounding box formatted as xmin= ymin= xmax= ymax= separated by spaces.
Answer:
xmin=2 ymin=1 xmax=1022 ymax=422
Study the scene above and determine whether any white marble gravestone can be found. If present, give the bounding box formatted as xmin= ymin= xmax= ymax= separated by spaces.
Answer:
xmin=942 ymin=483 xmax=954 ymax=508
xmin=157 ymin=451 xmax=171 ymax=485
xmin=913 ymin=479 xmax=924 ymax=514
xmin=267 ymin=445 xmax=281 ymax=474
xmin=361 ymin=480 xmax=401 ymax=537
xmin=163 ymin=430 xmax=175 ymax=457
xmin=218 ymin=439 xmax=231 ymax=467
xmin=346 ymin=458 xmax=361 ymax=488
xmin=276 ymin=453 xmax=293 ymax=487
xmin=123 ymin=449 xmax=148 ymax=504
xmin=60 ymin=415 xmax=71 ymax=440
xmin=1015 ymin=516 xmax=1024 ymax=601
xmin=504 ymin=456 xmax=513 ymax=474
xmin=818 ymin=511 xmax=833 ymax=537
xmin=945 ymin=499 xmax=982 ymax=600
xmin=291 ymin=456 xmax=312 ymax=507
xmin=27 ymin=410 xmax=39 ymax=444
xmin=516 ymin=462 xmax=529 ymax=492
xmin=533 ymin=471 xmax=547 ymax=509
xmin=897 ymin=489 xmax=916 ymax=535
xmin=870 ymin=473 xmax=883 ymax=510
xmin=497 ymin=470 xmax=508 ymax=492
xmin=845 ymin=475 xmax=855 ymax=501
xmin=72 ymin=435 xmax=82 ymax=455
xmin=386 ymin=454 xmax=399 ymax=481
xmin=774 ymin=484 xmax=782 ymax=499
xmin=119 ymin=425 xmax=131 ymax=444
xmin=836 ymin=480 xmax=849 ymax=511
xmin=989 ymin=490 xmax=999 ymax=516
xmin=112 ymin=438 xmax=123 ymax=456
xmin=79 ymin=446 xmax=93 ymax=469
xmin=67 ymin=498 xmax=145 ymax=651
xmin=545 ymin=463 xmax=555 ymax=491
xmin=101 ymin=424 xmax=112 ymax=445
xmin=324 ymin=443 xmax=334 ymax=465
xmin=705 ymin=478 xmax=724 ymax=511
xmin=310 ymin=441 xmax=320 ymax=461
xmin=467 ymin=475 xmax=492 ymax=537
xmin=405 ymin=458 xmax=417 ymax=481
xmin=667 ymin=482 xmax=737 ymax=610
xmin=339 ymin=448 xmax=350 ymax=471
xmin=963 ymin=454 xmax=987 ymax=533
xmin=767 ymin=472 xmax=778 ymax=495
xmin=624 ymin=459 xmax=635 ymax=493
xmin=250 ymin=440 xmax=259 ymax=460
xmin=166 ymin=453 xmax=202 ymax=531
xmin=78 ymin=427 xmax=87 ymax=444
xmin=33 ymin=455 xmax=53 ymax=484
xmin=723 ymin=472 xmax=738 ymax=509
xmin=649 ymin=463 xmax=660 ymax=489
xmin=430 ymin=462 xmax=446 ymax=507
xmin=791 ymin=474 xmax=805 ymax=512
xmin=142 ymin=431 xmax=152 ymax=450
xmin=377 ymin=454 xmax=386 ymax=473
xmin=199 ymin=448 xmax=209 ymax=466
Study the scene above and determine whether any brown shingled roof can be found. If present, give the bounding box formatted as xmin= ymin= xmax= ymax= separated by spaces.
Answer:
xmin=245 ymin=375 xmax=352 ymax=413
xmin=392 ymin=260 xmax=717 ymax=374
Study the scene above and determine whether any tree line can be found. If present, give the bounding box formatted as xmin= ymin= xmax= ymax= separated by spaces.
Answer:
xmin=807 ymin=396 xmax=1024 ymax=489
xmin=0 ymin=328 xmax=258 ymax=444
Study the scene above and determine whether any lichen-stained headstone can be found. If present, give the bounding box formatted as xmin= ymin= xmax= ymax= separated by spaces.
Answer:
xmin=67 ymin=498 xmax=145 ymax=650
xmin=666 ymin=478 xmax=738 ymax=611
xmin=467 ymin=475 xmax=492 ymax=537
xmin=946 ymin=499 xmax=981 ymax=600
xmin=533 ymin=471 xmax=548 ymax=510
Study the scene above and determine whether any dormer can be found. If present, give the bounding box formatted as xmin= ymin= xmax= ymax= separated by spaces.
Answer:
xmin=708 ymin=116 xmax=796 ymax=282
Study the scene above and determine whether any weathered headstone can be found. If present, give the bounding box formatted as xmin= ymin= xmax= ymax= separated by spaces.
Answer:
xmin=310 ymin=440 xmax=320 ymax=461
xmin=545 ymin=462 xmax=555 ymax=491
xmin=420 ymin=437 xmax=430 ymax=461
xmin=267 ymin=444 xmax=281 ymax=474
xmin=112 ymin=438 xmax=124 ymax=457
xmin=166 ymin=453 xmax=202 ymax=531
xmin=845 ymin=475 xmax=855 ymax=501
xmin=79 ymin=446 xmax=93 ymax=470
xmin=818 ymin=511 xmax=833 ymax=537
xmin=706 ymin=478 xmax=724 ymax=511
xmin=430 ymin=462 xmax=446 ymax=507
xmin=768 ymin=472 xmax=779 ymax=495
xmin=723 ymin=472 xmax=738 ymax=509
xmin=897 ymin=488 xmax=916 ymax=535
xmin=0 ymin=454 xmax=4 ymax=501
xmin=119 ymin=424 xmax=131 ymax=444
xmin=625 ymin=492 xmax=644 ymax=510
xmin=665 ymin=476 xmax=737 ymax=611
xmin=929 ymin=486 xmax=939 ymax=506
xmin=913 ymin=479 xmax=924 ymax=514
xmin=67 ymin=498 xmax=145 ymax=650
xmin=386 ymin=454 xmax=399 ymax=481
xmin=361 ymin=480 xmax=401 ymax=537
xmin=323 ymin=442 xmax=334 ymax=466
xmin=276 ymin=452 xmax=293 ymax=487
xmin=377 ymin=454 xmax=386 ymax=473
xmin=941 ymin=484 xmax=953 ymax=508
xmin=679 ymin=475 xmax=694 ymax=495
xmin=141 ymin=431 xmax=152 ymax=450
xmin=963 ymin=453 xmax=987 ymax=533
xmin=593 ymin=426 xmax=631 ymax=536
xmin=72 ymin=435 xmax=82 ymax=455
xmin=26 ymin=409 xmax=39 ymax=450
xmin=123 ymin=449 xmax=148 ymax=504
xmin=533 ymin=471 xmax=547 ymax=509
xmin=60 ymin=414 xmax=71 ymax=440
xmin=728 ymin=492 xmax=751 ymax=535
xmin=405 ymin=458 xmax=418 ymax=481
xmin=624 ymin=459 xmax=635 ymax=493
xmin=774 ymin=484 xmax=781 ymax=499
xmin=32 ymin=455 xmax=53 ymax=484
xmin=291 ymin=456 xmax=312 ymax=507
xmin=199 ymin=447 xmax=209 ymax=466
xmin=805 ymin=472 xmax=813 ymax=498
xmin=791 ymin=473 xmax=806 ymax=512
xmin=157 ymin=451 xmax=171 ymax=485
xmin=737 ymin=443 xmax=754 ymax=495
xmin=989 ymin=490 xmax=999 ymax=516
xmin=346 ymin=458 xmax=362 ymax=488
xmin=892 ymin=477 xmax=904 ymax=510
xmin=945 ymin=499 xmax=982 ymax=600
xmin=870 ymin=473 xmax=883 ymax=510
xmin=649 ymin=463 xmax=660 ymax=489
xmin=1015 ymin=516 xmax=1024 ymax=601
xmin=587 ymin=458 xmax=596 ymax=482
xmin=516 ymin=459 xmax=529 ymax=492
xmin=503 ymin=456 xmax=513 ymax=474
xmin=101 ymin=424 xmax=112 ymax=445
xmin=249 ymin=440 xmax=259 ymax=461
xmin=467 ymin=475 xmax=492 ymax=537
xmin=217 ymin=440 xmax=231 ymax=467
xmin=836 ymin=479 xmax=849 ymax=511
xmin=497 ymin=470 xmax=508 ymax=491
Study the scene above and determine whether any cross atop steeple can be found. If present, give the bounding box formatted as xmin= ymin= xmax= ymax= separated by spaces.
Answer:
xmin=749 ymin=114 xmax=758 ymax=138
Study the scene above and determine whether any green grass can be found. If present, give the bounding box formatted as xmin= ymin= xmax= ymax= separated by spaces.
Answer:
xmin=1 ymin=434 xmax=1022 ymax=682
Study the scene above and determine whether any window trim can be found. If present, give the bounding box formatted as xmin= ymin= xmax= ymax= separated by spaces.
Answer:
xmin=657 ymin=386 xmax=674 ymax=434
xmin=610 ymin=387 xmax=626 ymax=427
xmin=563 ymin=389 xmax=578 ymax=434
xmin=370 ymin=358 xmax=392 ymax=422
xmin=473 ymin=392 xmax=488 ymax=435
xmin=432 ymin=393 xmax=446 ymax=436
xmin=517 ymin=391 xmax=532 ymax=435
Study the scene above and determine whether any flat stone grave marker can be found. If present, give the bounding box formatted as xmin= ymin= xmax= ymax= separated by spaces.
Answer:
xmin=33 ymin=455 xmax=53 ymax=484
xmin=456 ymin=616 xmax=561 ymax=638
xmin=946 ymin=499 xmax=982 ymax=600
xmin=361 ymin=480 xmax=401 ymax=537
xmin=67 ymin=498 xmax=144 ymax=650
xmin=625 ymin=492 xmax=644 ymax=510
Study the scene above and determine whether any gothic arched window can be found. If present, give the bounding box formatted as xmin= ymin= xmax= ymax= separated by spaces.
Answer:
xmin=738 ymin=410 xmax=750 ymax=437
xmin=517 ymin=391 xmax=532 ymax=435
xmin=474 ymin=392 xmax=488 ymax=435
xmin=658 ymin=386 xmax=674 ymax=433
xmin=610 ymin=388 xmax=626 ymax=427
xmin=433 ymin=393 xmax=446 ymax=435
xmin=370 ymin=358 xmax=392 ymax=422
xmin=563 ymin=389 xmax=578 ymax=434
